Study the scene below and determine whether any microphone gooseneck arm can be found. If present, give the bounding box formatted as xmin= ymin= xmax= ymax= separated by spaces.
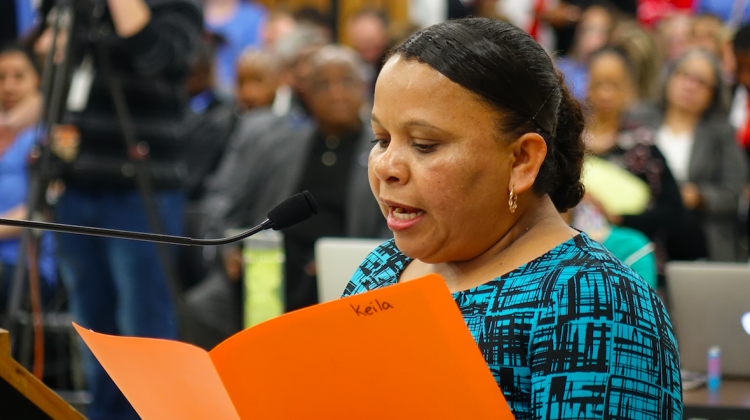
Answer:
xmin=0 ymin=191 xmax=318 ymax=246
xmin=0 ymin=218 xmax=274 ymax=246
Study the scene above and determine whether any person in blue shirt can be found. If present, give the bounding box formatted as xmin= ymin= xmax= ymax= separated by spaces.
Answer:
xmin=0 ymin=44 xmax=57 ymax=312
xmin=204 ymin=0 xmax=267 ymax=92
xmin=343 ymin=19 xmax=682 ymax=419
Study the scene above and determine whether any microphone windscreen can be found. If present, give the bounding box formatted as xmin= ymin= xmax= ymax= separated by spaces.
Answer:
xmin=267 ymin=191 xmax=318 ymax=231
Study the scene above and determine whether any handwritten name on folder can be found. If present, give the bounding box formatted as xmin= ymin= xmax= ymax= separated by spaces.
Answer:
xmin=74 ymin=275 xmax=515 ymax=419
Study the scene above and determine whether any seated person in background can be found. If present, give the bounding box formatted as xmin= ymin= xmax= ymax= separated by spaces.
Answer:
xmin=555 ymin=4 xmax=613 ymax=102
xmin=690 ymin=14 xmax=724 ymax=56
xmin=183 ymin=105 xmax=307 ymax=350
xmin=185 ymin=45 xmax=388 ymax=349
xmin=180 ymin=33 xmax=240 ymax=290
xmin=272 ymin=45 xmax=390 ymax=311
xmin=586 ymin=46 xmax=683 ymax=275
xmin=272 ymin=23 xmax=329 ymax=117
xmin=638 ymin=49 xmax=747 ymax=262
xmin=346 ymin=9 xmax=390 ymax=101
xmin=183 ymin=33 xmax=239 ymax=202
xmin=292 ymin=8 xmax=333 ymax=42
xmin=656 ymin=13 xmax=693 ymax=66
xmin=199 ymin=26 xmax=329 ymax=238
xmin=183 ymin=28 xmax=328 ymax=307
xmin=179 ymin=46 xmax=284 ymax=302
xmin=261 ymin=9 xmax=296 ymax=48
xmin=688 ymin=14 xmax=735 ymax=85
xmin=344 ymin=19 xmax=681 ymax=419
xmin=236 ymin=48 xmax=282 ymax=112
xmin=0 ymin=44 xmax=56 ymax=313
xmin=181 ymin=47 xmax=298 ymax=346
xmin=609 ymin=19 xmax=662 ymax=103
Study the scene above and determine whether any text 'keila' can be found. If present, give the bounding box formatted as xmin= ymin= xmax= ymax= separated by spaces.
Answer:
xmin=351 ymin=300 xmax=394 ymax=316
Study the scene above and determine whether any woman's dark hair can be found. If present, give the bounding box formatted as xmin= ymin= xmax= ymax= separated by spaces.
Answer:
xmin=390 ymin=18 xmax=585 ymax=212
xmin=733 ymin=23 xmax=750 ymax=53
xmin=0 ymin=43 xmax=41 ymax=76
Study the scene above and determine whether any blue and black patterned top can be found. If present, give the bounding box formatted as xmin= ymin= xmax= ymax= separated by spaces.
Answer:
xmin=343 ymin=233 xmax=682 ymax=420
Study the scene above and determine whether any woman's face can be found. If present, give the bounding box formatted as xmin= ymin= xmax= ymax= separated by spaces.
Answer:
xmin=0 ymin=51 xmax=39 ymax=112
xmin=576 ymin=6 xmax=611 ymax=60
xmin=369 ymin=56 xmax=513 ymax=264
xmin=666 ymin=54 xmax=716 ymax=117
xmin=588 ymin=53 xmax=633 ymax=118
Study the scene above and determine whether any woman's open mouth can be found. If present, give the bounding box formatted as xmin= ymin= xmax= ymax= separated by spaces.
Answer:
xmin=392 ymin=206 xmax=425 ymax=220
xmin=387 ymin=205 xmax=425 ymax=230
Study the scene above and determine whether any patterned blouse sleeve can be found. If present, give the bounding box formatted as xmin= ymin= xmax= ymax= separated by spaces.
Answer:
xmin=341 ymin=239 xmax=411 ymax=298
xmin=528 ymin=266 xmax=682 ymax=419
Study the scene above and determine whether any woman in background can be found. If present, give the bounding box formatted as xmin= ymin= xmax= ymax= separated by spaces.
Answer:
xmin=0 ymin=44 xmax=57 ymax=313
xmin=586 ymin=46 xmax=683 ymax=273
xmin=555 ymin=4 xmax=613 ymax=102
xmin=344 ymin=19 xmax=681 ymax=420
xmin=609 ymin=19 xmax=662 ymax=102
xmin=640 ymin=49 xmax=747 ymax=261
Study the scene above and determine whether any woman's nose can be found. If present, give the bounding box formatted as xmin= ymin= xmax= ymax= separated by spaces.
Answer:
xmin=371 ymin=144 xmax=409 ymax=185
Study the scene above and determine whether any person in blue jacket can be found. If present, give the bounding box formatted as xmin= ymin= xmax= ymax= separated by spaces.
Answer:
xmin=0 ymin=44 xmax=57 ymax=314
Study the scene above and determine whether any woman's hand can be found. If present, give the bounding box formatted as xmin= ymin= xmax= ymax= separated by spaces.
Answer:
xmin=680 ymin=183 xmax=703 ymax=210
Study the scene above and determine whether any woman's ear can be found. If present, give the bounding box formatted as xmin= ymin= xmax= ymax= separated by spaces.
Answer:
xmin=508 ymin=132 xmax=547 ymax=194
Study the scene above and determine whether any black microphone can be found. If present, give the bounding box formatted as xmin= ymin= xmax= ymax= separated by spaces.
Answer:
xmin=267 ymin=190 xmax=318 ymax=230
xmin=0 ymin=191 xmax=318 ymax=246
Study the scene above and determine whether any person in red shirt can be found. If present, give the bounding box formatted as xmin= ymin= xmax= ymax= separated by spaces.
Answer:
xmin=638 ymin=0 xmax=694 ymax=28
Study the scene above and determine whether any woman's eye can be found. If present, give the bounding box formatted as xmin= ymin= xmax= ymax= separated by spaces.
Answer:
xmin=413 ymin=142 xmax=437 ymax=152
xmin=371 ymin=138 xmax=390 ymax=148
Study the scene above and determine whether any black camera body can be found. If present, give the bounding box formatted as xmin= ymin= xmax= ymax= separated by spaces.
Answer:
xmin=38 ymin=0 xmax=201 ymax=189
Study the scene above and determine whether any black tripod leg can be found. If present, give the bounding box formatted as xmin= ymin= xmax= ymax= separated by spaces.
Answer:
xmin=5 ymin=3 xmax=76 ymax=364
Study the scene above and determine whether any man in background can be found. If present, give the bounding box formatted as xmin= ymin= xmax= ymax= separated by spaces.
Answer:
xmin=183 ymin=33 xmax=239 ymax=203
xmin=347 ymin=9 xmax=389 ymax=100
xmin=45 ymin=1 xmax=202 ymax=419
xmin=184 ymin=45 xmax=388 ymax=348
xmin=236 ymin=48 xmax=283 ymax=112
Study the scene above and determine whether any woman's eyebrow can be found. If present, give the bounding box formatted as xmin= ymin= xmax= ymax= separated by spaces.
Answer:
xmin=403 ymin=118 xmax=448 ymax=132
xmin=371 ymin=114 xmax=450 ymax=134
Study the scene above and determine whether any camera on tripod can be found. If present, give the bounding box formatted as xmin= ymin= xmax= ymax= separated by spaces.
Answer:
xmin=36 ymin=0 xmax=189 ymax=189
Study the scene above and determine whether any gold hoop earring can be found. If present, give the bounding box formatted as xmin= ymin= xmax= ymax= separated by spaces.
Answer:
xmin=509 ymin=187 xmax=518 ymax=214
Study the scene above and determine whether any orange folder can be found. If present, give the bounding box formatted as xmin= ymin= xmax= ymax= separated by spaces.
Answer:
xmin=74 ymin=274 xmax=515 ymax=419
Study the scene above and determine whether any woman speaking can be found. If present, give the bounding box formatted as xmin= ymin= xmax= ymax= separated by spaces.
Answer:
xmin=344 ymin=19 xmax=682 ymax=419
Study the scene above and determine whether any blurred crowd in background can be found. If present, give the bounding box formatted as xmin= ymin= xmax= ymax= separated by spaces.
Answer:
xmin=0 ymin=0 xmax=749 ymax=417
